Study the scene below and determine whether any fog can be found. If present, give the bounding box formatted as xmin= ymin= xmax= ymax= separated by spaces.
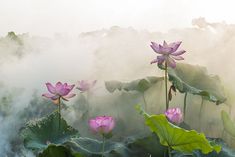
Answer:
xmin=1 ymin=0 xmax=235 ymax=36
xmin=0 ymin=17 xmax=235 ymax=156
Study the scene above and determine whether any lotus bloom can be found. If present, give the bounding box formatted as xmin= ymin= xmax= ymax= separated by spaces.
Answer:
xmin=150 ymin=41 xmax=186 ymax=68
xmin=42 ymin=82 xmax=76 ymax=102
xmin=165 ymin=107 xmax=183 ymax=124
xmin=77 ymin=80 xmax=97 ymax=92
xmin=89 ymin=116 xmax=115 ymax=135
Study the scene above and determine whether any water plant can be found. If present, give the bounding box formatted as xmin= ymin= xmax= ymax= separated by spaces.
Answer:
xmin=89 ymin=116 xmax=115 ymax=157
xmin=167 ymin=63 xmax=226 ymax=120
xmin=136 ymin=105 xmax=221 ymax=157
xmin=105 ymin=76 xmax=163 ymax=111
xmin=76 ymin=80 xmax=96 ymax=115
xmin=150 ymin=41 xmax=186 ymax=110
xmin=42 ymin=82 xmax=76 ymax=130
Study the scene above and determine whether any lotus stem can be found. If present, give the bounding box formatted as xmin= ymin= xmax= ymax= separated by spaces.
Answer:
xmin=168 ymin=146 xmax=172 ymax=157
xmin=165 ymin=62 xmax=169 ymax=110
xmin=58 ymin=97 xmax=61 ymax=131
xmin=183 ymin=92 xmax=188 ymax=119
xmin=101 ymin=135 xmax=105 ymax=157
xmin=86 ymin=91 xmax=90 ymax=115
xmin=199 ymin=97 xmax=204 ymax=131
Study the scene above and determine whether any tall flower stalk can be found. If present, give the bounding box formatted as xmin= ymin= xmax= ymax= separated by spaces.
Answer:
xmin=101 ymin=135 xmax=105 ymax=157
xmin=165 ymin=62 xmax=169 ymax=109
xmin=150 ymin=41 xmax=186 ymax=109
xmin=183 ymin=92 xmax=188 ymax=118
xmin=42 ymin=82 xmax=75 ymax=130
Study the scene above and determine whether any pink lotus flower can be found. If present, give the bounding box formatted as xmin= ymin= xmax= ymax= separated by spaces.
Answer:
xmin=165 ymin=107 xmax=183 ymax=124
xmin=150 ymin=41 xmax=186 ymax=68
xmin=77 ymin=80 xmax=97 ymax=92
xmin=42 ymin=82 xmax=76 ymax=102
xmin=89 ymin=116 xmax=115 ymax=135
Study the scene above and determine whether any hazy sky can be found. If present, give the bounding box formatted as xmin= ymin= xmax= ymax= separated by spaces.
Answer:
xmin=0 ymin=0 xmax=235 ymax=36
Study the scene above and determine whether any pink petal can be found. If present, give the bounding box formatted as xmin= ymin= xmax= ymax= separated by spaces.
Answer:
xmin=171 ymin=50 xmax=186 ymax=56
xmin=42 ymin=93 xmax=55 ymax=98
xmin=163 ymin=40 xmax=168 ymax=47
xmin=150 ymin=58 xmax=158 ymax=64
xmin=55 ymin=82 xmax=63 ymax=92
xmin=159 ymin=45 xmax=174 ymax=54
xmin=150 ymin=42 xmax=161 ymax=53
xmin=169 ymin=41 xmax=182 ymax=52
xmin=51 ymin=95 xmax=60 ymax=100
xmin=171 ymin=56 xmax=184 ymax=60
xmin=63 ymin=93 xmax=76 ymax=99
xmin=150 ymin=55 xmax=166 ymax=64
xmin=46 ymin=83 xmax=56 ymax=94
xmin=77 ymin=80 xmax=90 ymax=92
xmin=167 ymin=57 xmax=176 ymax=68
xmin=157 ymin=56 xmax=166 ymax=64
xmin=58 ymin=88 xmax=70 ymax=96
xmin=89 ymin=119 xmax=99 ymax=132
xmin=67 ymin=84 xmax=75 ymax=91
xmin=108 ymin=119 xmax=115 ymax=131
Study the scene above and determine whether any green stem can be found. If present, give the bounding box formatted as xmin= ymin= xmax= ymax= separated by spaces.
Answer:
xmin=165 ymin=62 xmax=169 ymax=110
xmin=101 ymin=135 xmax=105 ymax=157
xmin=183 ymin=92 xmax=188 ymax=119
xmin=86 ymin=91 xmax=90 ymax=116
xmin=168 ymin=146 xmax=172 ymax=157
xmin=58 ymin=98 xmax=61 ymax=131
xmin=199 ymin=97 xmax=204 ymax=131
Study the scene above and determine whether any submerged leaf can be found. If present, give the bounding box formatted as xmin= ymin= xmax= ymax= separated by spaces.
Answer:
xmin=168 ymin=63 xmax=226 ymax=105
xmin=21 ymin=111 xmax=79 ymax=151
xmin=105 ymin=76 xmax=163 ymax=93
xmin=221 ymin=110 xmax=235 ymax=137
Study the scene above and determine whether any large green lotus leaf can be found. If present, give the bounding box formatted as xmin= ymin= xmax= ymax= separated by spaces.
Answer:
xmin=145 ymin=114 xmax=221 ymax=154
xmin=38 ymin=144 xmax=84 ymax=157
xmin=105 ymin=76 xmax=163 ymax=93
xmin=126 ymin=133 xmax=167 ymax=156
xmin=21 ymin=111 xmax=79 ymax=150
xmin=168 ymin=63 xmax=226 ymax=105
xmin=172 ymin=138 xmax=235 ymax=157
xmin=221 ymin=110 xmax=235 ymax=137
xmin=64 ymin=137 xmax=131 ymax=157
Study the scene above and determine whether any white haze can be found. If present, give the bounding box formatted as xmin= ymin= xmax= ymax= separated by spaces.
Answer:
xmin=1 ymin=18 xmax=235 ymax=156
xmin=1 ymin=0 xmax=235 ymax=37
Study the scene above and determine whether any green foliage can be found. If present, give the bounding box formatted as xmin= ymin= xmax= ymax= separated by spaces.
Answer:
xmin=126 ymin=133 xmax=167 ymax=156
xmin=64 ymin=137 xmax=130 ymax=157
xmin=136 ymin=105 xmax=221 ymax=155
xmin=38 ymin=144 xmax=82 ymax=157
xmin=172 ymin=138 xmax=235 ymax=157
xmin=38 ymin=134 xmax=171 ymax=157
xmin=221 ymin=110 xmax=235 ymax=137
xmin=168 ymin=63 xmax=226 ymax=105
xmin=21 ymin=111 xmax=79 ymax=151
xmin=7 ymin=31 xmax=23 ymax=45
xmin=105 ymin=76 xmax=163 ymax=93
xmin=145 ymin=114 xmax=221 ymax=154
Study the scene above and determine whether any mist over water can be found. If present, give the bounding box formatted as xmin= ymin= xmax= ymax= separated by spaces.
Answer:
xmin=0 ymin=18 xmax=235 ymax=156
